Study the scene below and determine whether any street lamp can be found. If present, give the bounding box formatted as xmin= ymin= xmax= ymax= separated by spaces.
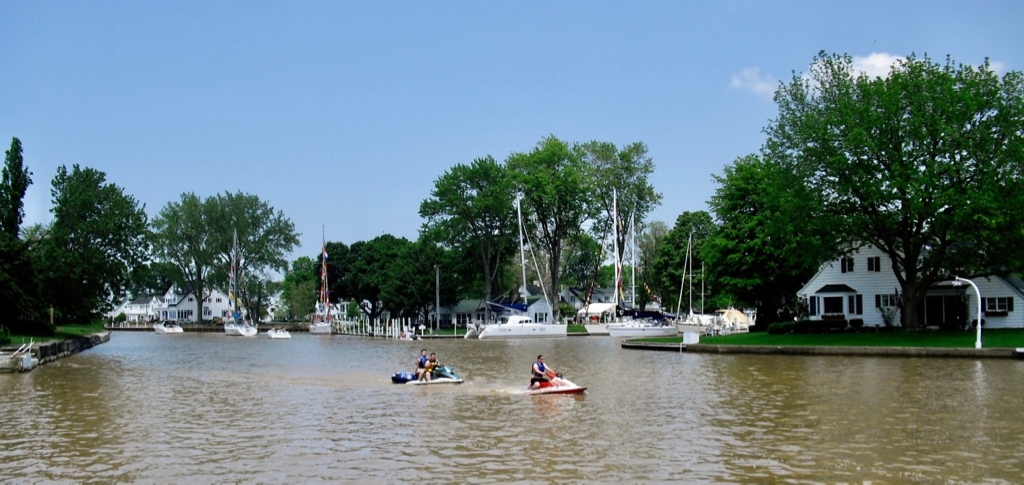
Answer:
xmin=953 ymin=276 xmax=983 ymax=349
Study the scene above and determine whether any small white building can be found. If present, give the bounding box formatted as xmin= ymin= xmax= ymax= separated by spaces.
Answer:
xmin=113 ymin=286 xmax=236 ymax=323
xmin=797 ymin=244 xmax=1024 ymax=329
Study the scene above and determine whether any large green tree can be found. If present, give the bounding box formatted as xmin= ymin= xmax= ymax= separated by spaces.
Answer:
xmin=704 ymin=154 xmax=839 ymax=324
xmin=580 ymin=140 xmax=662 ymax=272
xmin=419 ymin=155 xmax=517 ymax=321
xmin=507 ymin=135 xmax=594 ymax=321
xmin=635 ymin=220 xmax=668 ymax=310
xmin=381 ymin=238 xmax=461 ymax=323
xmin=337 ymin=234 xmax=408 ymax=321
xmin=152 ymin=191 xmax=298 ymax=322
xmin=40 ymin=164 xmax=149 ymax=323
xmin=766 ymin=52 xmax=1024 ymax=328
xmin=0 ymin=137 xmax=36 ymax=318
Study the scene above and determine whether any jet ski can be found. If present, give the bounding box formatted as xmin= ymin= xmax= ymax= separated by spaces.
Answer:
xmin=391 ymin=364 xmax=464 ymax=385
xmin=524 ymin=372 xmax=586 ymax=395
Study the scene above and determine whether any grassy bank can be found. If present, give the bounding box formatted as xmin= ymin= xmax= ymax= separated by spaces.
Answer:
xmin=6 ymin=321 xmax=107 ymax=345
xmin=635 ymin=328 xmax=1024 ymax=348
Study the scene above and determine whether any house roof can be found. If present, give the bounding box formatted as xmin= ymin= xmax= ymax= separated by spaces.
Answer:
xmin=815 ymin=284 xmax=858 ymax=294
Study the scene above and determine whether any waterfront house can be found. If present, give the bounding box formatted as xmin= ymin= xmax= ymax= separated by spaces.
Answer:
xmin=797 ymin=244 xmax=1024 ymax=329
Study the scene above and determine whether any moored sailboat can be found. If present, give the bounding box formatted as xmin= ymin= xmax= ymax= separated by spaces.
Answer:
xmin=309 ymin=235 xmax=332 ymax=335
xmin=224 ymin=230 xmax=257 ymax=337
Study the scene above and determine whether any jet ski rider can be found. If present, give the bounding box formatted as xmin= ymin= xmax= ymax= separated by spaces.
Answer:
xmin=415 ymin=349 xmax=429 ymax=381
xmin=530 ymin=354 xmax=556 ymax=390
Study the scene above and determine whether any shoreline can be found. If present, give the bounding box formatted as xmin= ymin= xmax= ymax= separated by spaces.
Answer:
xmin=1 ymin=332 xmax=110 ymax=372
xmin=621 ymin=340 xmax=1024 ymax=359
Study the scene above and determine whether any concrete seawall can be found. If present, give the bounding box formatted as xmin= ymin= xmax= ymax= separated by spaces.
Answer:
xmin=620 ymin=341 xmax=1024 ymax=359
xmin=1 ymin=332 xmax=110 ymax=372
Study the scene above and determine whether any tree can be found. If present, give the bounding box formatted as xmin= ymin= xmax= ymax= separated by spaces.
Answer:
xmin=580 ymin=140 xmax=662 ymax=270
xmin=40 ymin=165 xmax=149 ymax=322
xmin=338 ymin=234 xmax=408 ymax=321
xmin=635 ymin=220 xmax=668 ymax=310
xmin=281 ymin=256 xmax=317 ymax=321
xmin=419 ymin=155 xmax=517 ymax=321
xmin=0 ymin=137 xmax=36 ymax=318
xmin=704 ymin=154 xmax=839 ymax=324
xmin=651 ymin=211 xmax=716 ymax=316
xmin=127 ymin=261 xmax=183 ymax=298
xmin=151 ymin=193 xmax=214 ymax=322
xmin=381 ymin=238 xmax=461 ymax=322
xmin=1 ymin=138 xmax=31 ymax=236
xmin=152 ymin=191 xmax=299 ymax=323
xmin=507 ymin=135 xmax=594 ymax=321
xmin=560 ymin=232 xmax=603 ymax=290
xmin=766 ymin=52 xmax=1024 ymax=328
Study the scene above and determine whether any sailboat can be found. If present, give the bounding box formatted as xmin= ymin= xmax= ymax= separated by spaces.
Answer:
xmin=607 ymin=190 xmax=677 ymax=338
xmin=309 ymin=235 xmax=333 ymax=335
xmin=471 ymin=196 xmax=567 ymax=339
xmin=224 ymin=230 xmax=257 ymax=337
xmin=675 ymin=231 xmax=716 ymax=335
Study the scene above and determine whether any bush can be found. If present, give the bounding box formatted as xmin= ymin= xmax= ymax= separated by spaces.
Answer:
xmin=768 ymin=321 xmax=795 ymax=334
xmin=0 ymin=326 xmax=9 ymax=346
xmin=849 ymin=318 xmax=864 ymax=330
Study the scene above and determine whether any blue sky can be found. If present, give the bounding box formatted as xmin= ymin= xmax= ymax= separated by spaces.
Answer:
xmin=3 ymin=1 xmax=1023 ymax=263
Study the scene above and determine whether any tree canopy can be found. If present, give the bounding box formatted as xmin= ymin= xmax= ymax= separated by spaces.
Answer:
xmin=765 ymin=52 xmax=1024 ymax=328
xmin=40 ymin=164 xmax=149 ymax=322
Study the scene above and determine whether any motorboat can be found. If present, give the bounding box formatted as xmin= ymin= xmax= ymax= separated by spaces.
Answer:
xmin=153 ymin=321 xmax=184 ymax=334
xmin=308 ymin=321 xmax=332 ymax=335
xmin=524 ymin=373 xmax=586 ymax=395
xmin=472 ymin=315 xmax=568 ymax=339
xmin=225 ymin=321 xmax=258 ymax=337
xmin=391 ymin=364 xmax=464 ymax=385
xmin=267 ymin=328 xmax=291 ymax=339
xmin=607 ymin=319 xmax=678 ymax=338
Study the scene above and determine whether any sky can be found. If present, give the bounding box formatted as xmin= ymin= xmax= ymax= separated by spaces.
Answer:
xmin=3 ymin=0 xmax=1023 ymax=265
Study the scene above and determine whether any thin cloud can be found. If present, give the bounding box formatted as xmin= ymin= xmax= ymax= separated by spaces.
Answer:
xmin=852 ymin=52 xmax=904 ymax=79
xmin=730 ymin=67 xmax=776 ymax=99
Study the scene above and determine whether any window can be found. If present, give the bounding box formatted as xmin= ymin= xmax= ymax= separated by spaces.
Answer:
xmin=983 ymin=297 xmax=1013 ymax=313
xmin=823 ymin=296 xmax=844 ymax=314
xmin=188 ymin=297 xmax=194 ymax=302
xmin=534 ymin=313 xmax=549 ymax=323
xmin=876 ymin=294 xmax=899 ymax=308
xmin=203 ymin=307 xmax=212 ymax=316
xmin=841 ymin=257 xmax=855 ymax=273
xmin=216 ymin=298 xmax=222 ymax=303
xmin=809 ymin=296 xmax=818 ymax=316
xmin=848 ymin=294 xmax=863 ymax=315
xmin=867 ymin=256 xmax=881 ymax=272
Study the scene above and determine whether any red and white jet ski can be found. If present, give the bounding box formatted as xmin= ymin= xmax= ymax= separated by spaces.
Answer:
xmin=524 ymin=371 xmax=586 ymax=395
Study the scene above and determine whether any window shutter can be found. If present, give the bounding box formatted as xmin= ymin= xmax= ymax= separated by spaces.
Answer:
xmin=810 ymin=296 xmax=818 ymax=316
xmin=856 ymin=294 xmax=863 ymax=314
xmin=875 ymin=294 xmax=881 ymax=308
xmin=1009 ymin=298 xmax=1015 ymax=312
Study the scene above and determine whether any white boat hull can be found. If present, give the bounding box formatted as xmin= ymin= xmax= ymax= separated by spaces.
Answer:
xmin=309 ymin=322 xmax=332 ymax=335
xmin=226 ymin=323 xmax=258 ymax=337
xmin=267 ymin=329 xmax=291 ymax=339
xmin=607 ymin=324 xmax=677 ymax=338
xmin=524 ymin=377 xmax=586 ymax=395
xmin=153 ymin=323 xmax=183 ymax=334
xmin=477 ymin=323 xmax=568 ymax=339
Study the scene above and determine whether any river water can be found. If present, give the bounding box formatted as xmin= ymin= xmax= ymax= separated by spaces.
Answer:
xmin=1 ymin=332 xmax=1022 ymax=483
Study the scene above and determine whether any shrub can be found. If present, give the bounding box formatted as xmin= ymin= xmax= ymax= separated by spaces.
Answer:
xmin=1 ymin=319 xmax=55 ymax=337
xmin=0 ymin=326 xmax=10 ymax=346
xmin=849 ymin=318 xmax=864 ymax=330
xmin=768 ymin=321 xmax=795 ymax=334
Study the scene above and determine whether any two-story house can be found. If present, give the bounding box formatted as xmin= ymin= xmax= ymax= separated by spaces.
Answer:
xmin=797 ymin=244 xmax=1024 ymax=329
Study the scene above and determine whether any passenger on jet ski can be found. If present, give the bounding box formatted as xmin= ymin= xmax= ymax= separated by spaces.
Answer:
xmin=420 ymin=352 xmax=439 ymax=382
xmin=415 ymin=349 xmax=429 ymax=381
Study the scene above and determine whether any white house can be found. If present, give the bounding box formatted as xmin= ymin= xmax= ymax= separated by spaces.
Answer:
xmin=797 ymin=244 xmax=1024 ymax=329
xmin=112 ymin=286 xmax=236 ymax=323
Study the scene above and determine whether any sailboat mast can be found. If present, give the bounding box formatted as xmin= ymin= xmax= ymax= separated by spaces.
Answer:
xmin=321 ymin=226 xmax=330 ymax=323
xmin=516 ymin=196 xmax=527 ymax=313
xmin=612 ymin=189 xmax=620 ymax=307
xmin=687 ymin=230 xmax=693 ymax=316
xmin=630 ymin=213 xmax=636 ymax=310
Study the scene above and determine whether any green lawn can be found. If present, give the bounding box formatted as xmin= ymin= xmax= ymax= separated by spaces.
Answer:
xmin=633 ymin=328 xmax=1024 ymax=348
xmin=5 ymin=321 xmax=107 ymax=345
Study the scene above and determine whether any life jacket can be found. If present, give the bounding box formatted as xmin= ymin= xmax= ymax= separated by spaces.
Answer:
xmin=418 ymin=355 xmax=428 ymax=369
xmin=532 ymin=361 xmax=546 ymax=378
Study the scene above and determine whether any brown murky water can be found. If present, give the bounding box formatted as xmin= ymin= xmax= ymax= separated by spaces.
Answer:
xmin=1 ymin=332 xmax=1022 ymax=482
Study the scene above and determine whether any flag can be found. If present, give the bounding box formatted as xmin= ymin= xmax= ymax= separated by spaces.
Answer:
xmin=895 ymin=287 xmax=903 ymax=311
